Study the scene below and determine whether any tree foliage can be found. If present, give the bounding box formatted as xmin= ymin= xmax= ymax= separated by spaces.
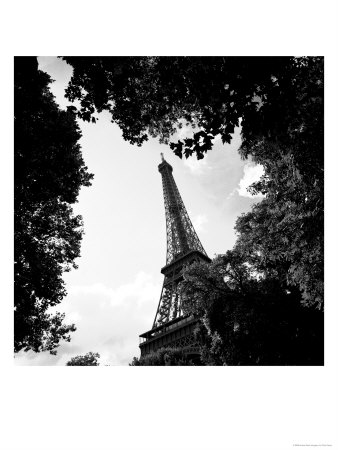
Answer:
xmin=180 ymin=255 xmax=323 ymax=365
xmin=63 ymin=56 xmax=322 ymax=175
xmin=14 ymin=57 xmax=93 ymax=354
xmin=62 ymin=57 xmax=323 ymax=364
xmin=63 ymin=56 xmax=323 ymax=308
xmin=66 ymin=352 xmax=100 ymax=366
xmin=130 ymin=347 xmax=195 ymax=366
xmin=234 ymin=151 xmax=323 ymax=309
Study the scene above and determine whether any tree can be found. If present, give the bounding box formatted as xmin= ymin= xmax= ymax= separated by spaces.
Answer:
xmin=14 ymin=57 xmax=93 ymax=354
xmin=62 ymin=57 xmax=323 ymax=307
xmin=63 ymin=57 xmax=322 ymax=178
xmin=66 ymin=352 xmax=100 ymax=366
xmin=130 ymin=347 xmax=196 ymax=366
xmin=61 ymin=57 xmax=323 ymax=363
xmin=180 ymin=255 xmax=323 ymax=365
xmin=234 ymin=151 xmax=323 ymax=309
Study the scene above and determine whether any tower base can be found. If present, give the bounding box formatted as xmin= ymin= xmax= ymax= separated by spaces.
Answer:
xmin=139 ymin=315 xmax=200 ymax=357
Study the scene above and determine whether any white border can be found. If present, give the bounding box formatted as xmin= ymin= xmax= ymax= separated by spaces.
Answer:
xmin=1 ymin=1 xmax=337 ymax=449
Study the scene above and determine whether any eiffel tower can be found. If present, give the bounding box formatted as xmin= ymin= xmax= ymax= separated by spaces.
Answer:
xmin=139 ymin=154 xmax=210 ymax=357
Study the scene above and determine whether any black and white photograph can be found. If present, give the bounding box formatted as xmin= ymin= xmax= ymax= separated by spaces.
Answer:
xmin=2 ymin=1 xmax=338 ymax=449
xmin=14 ymin=55 xmax=324 ymax=367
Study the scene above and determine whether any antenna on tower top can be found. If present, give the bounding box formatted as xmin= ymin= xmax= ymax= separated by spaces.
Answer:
xmin=160 ymin=153 xmax=165 ymax=162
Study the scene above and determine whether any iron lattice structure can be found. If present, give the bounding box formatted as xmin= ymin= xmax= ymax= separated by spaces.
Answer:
xmin=153 ymin=154 xmax=210 ymax=327
xmin=139 ymin=155 xmax=210 ymax=357
xmin=160 ymin=156 xmax=207 ymax=266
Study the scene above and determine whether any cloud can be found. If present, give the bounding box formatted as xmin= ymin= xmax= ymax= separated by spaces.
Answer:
xmin=64 ymin=311 xmax=82 ymax=324
xmin=15 ymin=272 xmax=162 ymax=366
xmin=191 ymin=214 xmax=208 ymax=233
xmin=183 ymin=155 xmax=211 ymax=176
xmin=236 ymin=162 xmax=265 ymax=198
xmin=175 ymin=121 xmax=195 ymax=141
xmin=172 ymin=121 xmax=211 ymax=176
xmin=68 ymin=272 xmax=159 ymax=308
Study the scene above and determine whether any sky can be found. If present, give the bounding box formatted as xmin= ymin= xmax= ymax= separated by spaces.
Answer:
xmin=15 ymin=57 xmax=264 ymax=366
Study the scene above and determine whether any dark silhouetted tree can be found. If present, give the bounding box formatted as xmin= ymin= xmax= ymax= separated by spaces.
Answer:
xmin=66 ymin=352 xmax=100 ymax=366
xmin=63 ymin=57 xmax=322 ymax=179
xmin=61 ymin=57 xmax=323 ymax=364
xmin=62 ymin=56 xmax=323 ymax=307
xmin=14 ymin=57 xmax=93 ymax=354
xmin=180 ymin=255 xmax=323 ymax=365
xmin=234 ymin=151 xmax=323 ymax=309
xmin=130 ymin=347 xmax=195 ymax=366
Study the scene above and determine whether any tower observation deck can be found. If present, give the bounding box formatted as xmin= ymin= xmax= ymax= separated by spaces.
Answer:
xmin=139 ymin=154 xmax=211 ymax=358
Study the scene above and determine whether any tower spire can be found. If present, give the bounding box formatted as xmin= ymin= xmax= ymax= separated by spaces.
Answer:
xmin=158 ymin=156 xmax=208 ymax=266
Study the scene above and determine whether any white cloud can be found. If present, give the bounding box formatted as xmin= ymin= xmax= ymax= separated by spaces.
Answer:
xmin=226 ymin=190 xmax=236 ymax=200
xmin=15 ymin=272 xmax=162 ymax=366
xmin=68 ymin=272 xmax=159 ymax=308
xmin=173 ymin=121 xmax=211 ymax=176
xmin=236 ymin=162 xmax=265 ymax=198
xmin=175 ymin=121 xmax=195 ymax=141
xmin=191 ymin=213 xmax=208 ymax=233
xmin=183 ymin=155 xmax=211 ymax=176
xmin=68 ymin=282 xmax=112 ymax=298
xmin=64 ymin=311 xmax=82 ymax=324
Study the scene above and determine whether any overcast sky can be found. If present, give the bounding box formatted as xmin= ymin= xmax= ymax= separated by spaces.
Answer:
xmin=15 ymin=57 xmax=264 ymax=366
